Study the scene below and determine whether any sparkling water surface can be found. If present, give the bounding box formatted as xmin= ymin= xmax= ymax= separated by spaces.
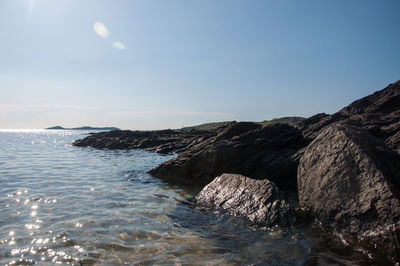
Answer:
xmin=0 ymin=130 xmax=387 ymax=265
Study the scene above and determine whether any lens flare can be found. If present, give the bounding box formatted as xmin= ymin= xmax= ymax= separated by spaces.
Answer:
xmin=93 ymin=22 xmax=109 ymax=38
xmin=112 ymin=41 xmax=126 ymax=50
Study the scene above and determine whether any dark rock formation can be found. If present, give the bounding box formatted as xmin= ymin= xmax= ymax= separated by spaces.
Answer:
xmin=71 ymin=79 xmax=400 ymax=262
xmin=298 ymin=123 xmax=400 ymax=261
xmin=149 ymin=80 xmax=400 ymax=261
xmin=151 ymin=81 xmax=400 ymax=189
xmin=196 ymin=173 xmax=294 ymax=227
xmin=149 ymin=122 xmax=307 ymax=190
xmin=297 ymin=80 xmax=400 ymax=154
xmin=72 ymin=128 xmax=218 ymax=154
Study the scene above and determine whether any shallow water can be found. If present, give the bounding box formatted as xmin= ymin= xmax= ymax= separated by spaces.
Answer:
xmin=0 ymin=130 xmax=390 ymax=265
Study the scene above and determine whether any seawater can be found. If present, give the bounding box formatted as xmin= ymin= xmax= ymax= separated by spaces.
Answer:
xmin=0 ymin=130 xmax=386 ymax=265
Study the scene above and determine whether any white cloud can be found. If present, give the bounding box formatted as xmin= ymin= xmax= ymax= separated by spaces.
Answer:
xmin=112 ymin=41 xmax=126 ymax=50
xmin=93 ymin=21 xmax=109 ymax=38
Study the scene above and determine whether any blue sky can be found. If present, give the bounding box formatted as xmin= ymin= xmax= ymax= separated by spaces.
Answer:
xmin=0 ymin=0 xmax=399 ymax=129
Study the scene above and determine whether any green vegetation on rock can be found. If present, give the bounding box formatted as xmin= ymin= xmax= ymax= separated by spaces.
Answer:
xmin=181 ymin=122 xmax=232 ymax=131
xmin=181 ymin=116 xmax=305 ymax=131
xmin=259 ymin=117 xmax=305 ymax=126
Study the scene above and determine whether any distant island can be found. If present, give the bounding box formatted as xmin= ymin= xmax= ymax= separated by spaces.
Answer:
xmin=46 ymin=126 xmax=121 ymax=131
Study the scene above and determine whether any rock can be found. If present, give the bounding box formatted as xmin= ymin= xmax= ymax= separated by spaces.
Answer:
xmin=297 ymin=80 xmax=400 ymax=153
xmin=72 ymin=128 xmax=217 ymax=154
xmin=195 ymin=173 xmax=295 ymax=227
xmin=149 ymin=122 xmax=307 ymax=190
xmin=150 ymin=81 xmax=400 ymax=191
xmin=298 ymin=123 xmax=400 ymax=261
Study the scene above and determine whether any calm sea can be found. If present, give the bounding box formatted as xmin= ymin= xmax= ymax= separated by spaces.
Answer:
xmin=0 ymin=130 xmax=386 ymax=265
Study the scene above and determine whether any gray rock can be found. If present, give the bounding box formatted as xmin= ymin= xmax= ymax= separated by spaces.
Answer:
xmin=298 ymin=123 xmax=400 ymax=261
xmin=196 ymin=173 xmax=295 ymax=227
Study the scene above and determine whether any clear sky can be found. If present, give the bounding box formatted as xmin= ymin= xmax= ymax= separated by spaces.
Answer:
xmin=0 ymin=0 xmax=399 ymax=130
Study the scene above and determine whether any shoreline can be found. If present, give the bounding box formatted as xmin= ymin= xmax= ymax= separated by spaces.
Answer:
xmin=72 ymin=79 xmax=400 ymax=263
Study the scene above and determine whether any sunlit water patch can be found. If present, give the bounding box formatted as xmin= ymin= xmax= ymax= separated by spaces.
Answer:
xmin=0 ymin=130 xmax=389 ymax=265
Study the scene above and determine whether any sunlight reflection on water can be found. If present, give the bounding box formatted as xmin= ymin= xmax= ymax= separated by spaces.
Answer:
xmin=0 ymin=130 xmax=386 ymax=265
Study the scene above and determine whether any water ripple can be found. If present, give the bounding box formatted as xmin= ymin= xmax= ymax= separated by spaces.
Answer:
xmin=0 ymin=130 xmax=388 ymax=265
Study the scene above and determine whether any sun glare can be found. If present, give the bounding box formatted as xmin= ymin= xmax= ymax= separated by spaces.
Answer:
xmin=93 ymin=22 xmax=109 ymax=38
xmin=27 ymin=0 xmax=35 ymax=19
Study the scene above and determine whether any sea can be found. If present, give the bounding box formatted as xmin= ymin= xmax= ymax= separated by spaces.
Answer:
xmin=0 ymin=130 xmax=388 ymax=265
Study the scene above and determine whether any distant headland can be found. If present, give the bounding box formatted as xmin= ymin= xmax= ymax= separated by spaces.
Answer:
xmin=46 ymin=126 xmax=121 ymax=131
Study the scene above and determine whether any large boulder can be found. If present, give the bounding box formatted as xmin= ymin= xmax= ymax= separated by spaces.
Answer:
xmin=149 ymin=122 xmax=307 ymax=190
xmin=196 ymin=173 xmax=294 ymax=227
xmin=298 ymin=123 xmax=400 ymax=261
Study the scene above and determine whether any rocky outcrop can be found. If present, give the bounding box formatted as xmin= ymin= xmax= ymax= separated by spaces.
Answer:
xmin=72 ymin=128 xmax=219 ymax=154
xmin=71 ymin=79 xmax=400 ymax=262
xmin=196 ymin=173 xmax=294 ymax=227
xmin=150 ymin=81 xmax=400 ymax=189
xmin=298 ymin=123 xmax=400 ymax=261
xmin=297 ymin=80 xmax=400 ymax=153
xmin=149 ymin=122 xmax=307 ymax=190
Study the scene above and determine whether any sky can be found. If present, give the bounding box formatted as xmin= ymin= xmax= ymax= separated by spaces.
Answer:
xmin=0 ymin=0 xmax=399 ymax=130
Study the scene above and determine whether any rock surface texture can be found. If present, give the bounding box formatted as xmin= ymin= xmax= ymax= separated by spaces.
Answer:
xmin=149 ymin=122 xmax=307 ymax=190
xmin=298 ymin=123 xmax=400 ymax=261
xmin=71 ymin=79 xmax=400 ymax=262
xmin=297 ymin=80 xmax=400 ymax=154
xmin=196 ymin=173 xmax=294 ymax=227
xmin=151 ymin=81 xmax=400 ymax=190
xmin=72 ymin=128 xmax=218 ymax=154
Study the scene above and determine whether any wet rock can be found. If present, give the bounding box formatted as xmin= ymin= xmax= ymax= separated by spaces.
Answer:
xmin=149 ymin=122 xmax=307 ymax=190
xmin=196 ymin=173 xmax=295 ymax=227
xmin=298 ymin=123 xmax=400 ymax=261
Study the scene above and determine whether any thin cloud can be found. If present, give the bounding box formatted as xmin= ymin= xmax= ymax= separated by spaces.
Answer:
xmin=93 ymin=21 xmax=109 ymax=38
xmin=112 ymin=41 xmax=126 ymax=50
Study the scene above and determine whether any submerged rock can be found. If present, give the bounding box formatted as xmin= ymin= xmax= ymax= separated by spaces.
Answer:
xmin=196 ymin=173 xmax=295 ymax=227
xmin=298 ymin=123 xmax=400 ymax=261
